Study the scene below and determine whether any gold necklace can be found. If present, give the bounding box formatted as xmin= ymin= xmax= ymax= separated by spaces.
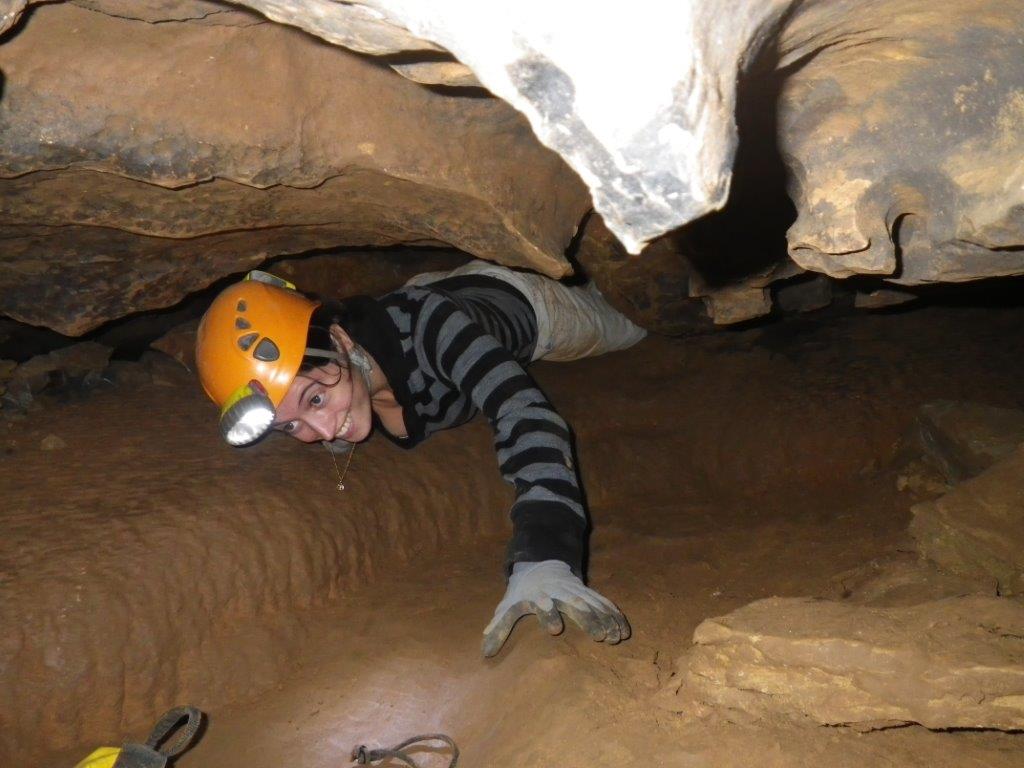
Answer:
xmin=324 ymin=442 xmax=356 ymax=491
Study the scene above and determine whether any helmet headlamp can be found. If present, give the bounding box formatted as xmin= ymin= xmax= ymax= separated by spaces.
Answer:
xmin=219 ymin=379 xmax=276 ymax=446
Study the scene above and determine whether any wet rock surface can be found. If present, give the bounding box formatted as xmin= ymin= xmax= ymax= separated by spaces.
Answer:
xmin=661 ymin=595 xmax=1024 ymax=731
xmin=0 ymin=378 xmax=514 ymax=762
xmin=911 ymin=445 xmax=1024 ymax=596
xmin=5 ymin=305 xmax=1024 ymax=766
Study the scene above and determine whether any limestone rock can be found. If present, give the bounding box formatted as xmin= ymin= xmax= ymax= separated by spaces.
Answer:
xmin=4 ymin=0 xmax=1024 ymax=340
xmin=0 ymin=3 xmax=589 ymax=334
xmin=573 ymin=215 xmax=711 ymax=335
xmin=702 ymin=286 xmax=772 ymax=326
xmin=0 ymin=0 xmax=26 ymax=34
xmin=853 ymin=288 xmax=918 ymax=310
xmin=774 ymin=274 xmax=833 ymax=314
xmin=779 ymin=0 xmax=1024 ymax=285
xmin=574 ymin=213 xmax=793 ymax=333
xmin=914 ymin=400 xmax=1024 ymax=483
xmin=660 ymin=595 xmax=1024 ymax=731
xmin=910 ymin=445 xmax=1024 ymax=595
xmin=237 ymin=0 xmax=795 ymax=254
xmin=71 ymin=0 xmax=258 ymax=25
xmin=3 ymin=342 xmax=112 ymax=408
xmin=104 ymin=360 xmax=155 ymax=389
xmin=390 ymin=60 xmax=481 ymax=88
xmin=227 ymin=0 xmax=1024 ymax=274
xmin=828 ymin=555 xmax=990 ymax=608
xmin=270 ymin=248 xmax=469 ymax=300
xmin=151 ymin=320 xmax=200 ymax=373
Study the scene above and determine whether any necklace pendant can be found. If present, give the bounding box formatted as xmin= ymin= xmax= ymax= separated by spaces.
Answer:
xmin=324 ymin=440 xmax=355 ymax=494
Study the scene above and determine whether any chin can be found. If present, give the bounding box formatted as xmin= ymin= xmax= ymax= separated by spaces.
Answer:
xmin=351 ymin=420 xmax=373 ymax=443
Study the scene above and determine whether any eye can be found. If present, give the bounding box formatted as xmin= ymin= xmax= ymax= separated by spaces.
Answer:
xmin=310 ymin=392 xmax=324 ymax=407
xmin=282 ymin=421 xmax=297 ymax=433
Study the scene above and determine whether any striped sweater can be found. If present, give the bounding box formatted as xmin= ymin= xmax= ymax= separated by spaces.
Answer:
xmin=335 ymin=274 xmax=587 ymax=575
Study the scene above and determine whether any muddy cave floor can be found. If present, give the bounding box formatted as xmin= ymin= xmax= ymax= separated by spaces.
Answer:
xmin=8 ymin=304 xmax=1024 ymax=767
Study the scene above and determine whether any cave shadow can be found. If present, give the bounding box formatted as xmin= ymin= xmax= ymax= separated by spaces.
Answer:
xmin=0 ymin=1 xmax=34 ymax=45
xmin=673 ymin=37 xmax=798 ymax=290
xmin=0 ymin=245 xmax=475 ymax=362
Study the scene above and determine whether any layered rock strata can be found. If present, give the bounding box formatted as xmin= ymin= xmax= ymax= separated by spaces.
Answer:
xmin=911 ymin=445 xmax=1024 ymax=595
xmin=0 ymin=2 xmax=588 ymax=334
xmin=660 ymin=595 xmax=1024 ymax=730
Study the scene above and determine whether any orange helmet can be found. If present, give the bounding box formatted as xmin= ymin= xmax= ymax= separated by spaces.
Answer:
xmin=196 ymin=271 xmax=320 ymax=445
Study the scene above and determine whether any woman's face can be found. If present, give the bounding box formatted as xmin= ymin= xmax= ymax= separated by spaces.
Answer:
xmin=273 ymin=359 xmax=373 ymax=444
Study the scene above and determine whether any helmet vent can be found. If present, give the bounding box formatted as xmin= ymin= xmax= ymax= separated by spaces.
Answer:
xmin=236 ymin=300 xmax=247 ymax=312
xmin=237 ymin=332 xmax=258 ymax=351
xmin=235 ymin=317 xmax=251 ymax=330
xmin=253 ymin=338 xmax=281 ymax=362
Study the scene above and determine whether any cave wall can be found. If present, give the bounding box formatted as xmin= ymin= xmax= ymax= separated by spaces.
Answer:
xmin=0 ymin=0 xmax=1022 ymax=335
xmin=779 ymin=0 xmax=1024 ymax=284
xmin=0 ymin=2 xmax=590 ymax=334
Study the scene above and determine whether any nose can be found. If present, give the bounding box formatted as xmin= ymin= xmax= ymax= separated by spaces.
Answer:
xmin=305 ymin=410 xmax=336 ymax=442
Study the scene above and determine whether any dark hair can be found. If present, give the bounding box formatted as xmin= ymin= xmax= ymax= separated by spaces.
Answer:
xmin=299 ymin=300 xmax=350 ymax=374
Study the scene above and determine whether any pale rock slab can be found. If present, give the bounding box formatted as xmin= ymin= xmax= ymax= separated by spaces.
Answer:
xmin=659 ymin=595 xmax=1024 ymax=730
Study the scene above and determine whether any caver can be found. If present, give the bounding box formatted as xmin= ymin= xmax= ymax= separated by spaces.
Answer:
xmin=195 ymin=262 xmax=645 ymax=656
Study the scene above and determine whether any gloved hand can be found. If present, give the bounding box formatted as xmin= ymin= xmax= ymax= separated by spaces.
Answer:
xmin=481 ymin=560 xmax=630 ymax=657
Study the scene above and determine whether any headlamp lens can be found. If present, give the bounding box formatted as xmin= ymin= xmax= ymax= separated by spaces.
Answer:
xmin=219 ymin=381 xmax=276 ymax=446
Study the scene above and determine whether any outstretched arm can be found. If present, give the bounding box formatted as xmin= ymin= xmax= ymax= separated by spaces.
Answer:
xmin=418 ymin=297 xmax=630 ymax=655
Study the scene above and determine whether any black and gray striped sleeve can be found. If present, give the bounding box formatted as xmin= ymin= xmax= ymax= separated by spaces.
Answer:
xmin=415 ymin=293 xmax=588 ymax=576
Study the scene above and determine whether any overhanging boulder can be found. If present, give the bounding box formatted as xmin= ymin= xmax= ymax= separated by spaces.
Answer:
xmin=0 ymin=2 xmax=589 ymax=334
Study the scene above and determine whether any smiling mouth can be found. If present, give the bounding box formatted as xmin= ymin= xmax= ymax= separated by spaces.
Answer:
xmin=336 ymin=412 xmax=354 ymax=440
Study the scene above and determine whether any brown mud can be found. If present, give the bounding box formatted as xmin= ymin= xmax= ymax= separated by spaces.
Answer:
xmin=4 ymin=304 xmax=1024 ymax=766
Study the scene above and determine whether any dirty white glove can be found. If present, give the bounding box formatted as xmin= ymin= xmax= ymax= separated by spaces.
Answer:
xmin=481 ymin=560 xmax=631 ymax=657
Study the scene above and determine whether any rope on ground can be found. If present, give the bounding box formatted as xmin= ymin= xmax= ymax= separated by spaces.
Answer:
xmin=351 ymin=733 xmax=459 ymax=768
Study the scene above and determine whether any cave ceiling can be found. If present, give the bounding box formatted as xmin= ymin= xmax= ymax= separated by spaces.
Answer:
xmin=0 ymin=0 xmax=1021 ymax=335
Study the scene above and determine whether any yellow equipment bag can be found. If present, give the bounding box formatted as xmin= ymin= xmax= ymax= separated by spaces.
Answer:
xmin=73 ymin=707 xmax=203 ymax=768
xmin=74 ymin=747 xmax=121 ymax=768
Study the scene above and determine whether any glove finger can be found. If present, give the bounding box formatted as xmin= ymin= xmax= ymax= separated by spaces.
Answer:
xmin=602 ymin=609 xmax=622 ymax=645
xmin=482 ymin=598 xmax=515 ymax=637
xmin=595 ymin=602 xmax=625 ymax=644
xmin=565 ymin=585 xmax=631 ymax=644
xmin=586 ymin=594 xmax=629 ymax=644
xmin=553 ymin=598 xmax=609 ymax=643
xmin=617 ymin=610 xmax=632 ymax=642
xmin=560 ymin=591 xmax=627 ymax=644
xmin=482 ymin=601 xmax=532 ymax=658
xmin=565 ymin=582 xmax=621 ymax=617
xmin=536 ymin=603 xmax=565 ymax=636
